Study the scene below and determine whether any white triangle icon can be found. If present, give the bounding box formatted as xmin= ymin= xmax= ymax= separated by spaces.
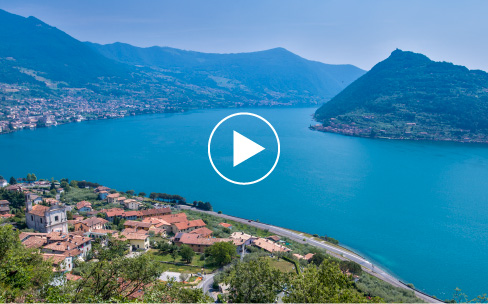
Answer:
xmin=233 ymin=131 xmax=265 ymax=167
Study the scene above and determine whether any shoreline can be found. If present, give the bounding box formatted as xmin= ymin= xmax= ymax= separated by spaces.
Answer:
xmin=310 ymin=124 xmax=488 ymax=145
xmin=178 ymin=205 xmax=443 ymax=303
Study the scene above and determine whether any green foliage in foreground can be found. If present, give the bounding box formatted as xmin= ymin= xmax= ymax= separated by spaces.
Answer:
xmin=205 ymin=241 xmax=237 ymax=266
xmin=0 ymin=225 xmax=53 ymax=302
xmin=355 ymin=272 xmax=422 ymax=303
xmin=223 ymin=257 xmax=380 ymax=303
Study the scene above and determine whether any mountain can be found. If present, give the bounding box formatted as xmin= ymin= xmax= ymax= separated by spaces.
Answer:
xmin=0 ymin=8 xmax=365 ymax=110
xmin=86 ymin=42 xmax=365 ymax=100
xmin=314 ymin=49 xmax=488 ymax=142
xmin=0 ymin=9 xmax=133 ymax=86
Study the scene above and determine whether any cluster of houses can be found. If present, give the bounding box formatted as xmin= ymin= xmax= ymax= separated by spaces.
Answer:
xmin=0 ymin=179 xmax=317 ymax=290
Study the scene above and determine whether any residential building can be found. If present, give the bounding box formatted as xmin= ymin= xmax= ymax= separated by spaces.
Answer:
xmin=173 ymin=233 xmax=232 ymax=253
xmin=0 ymin=179 xmax=7 ymax=187
xmin=0 ymin=200 xmax=9 ymax=215
xmin=124 ymin=220 xmax=152 ymax=231
xmin=107 ymin=193 xmax=121 ymax=204
xmin=42 ymin=234 xmax=92 ymax=258
xmin=43 ymin=253 xmax=73 ymax=272
xmin=74 ymin=217 xmax=108 ymax=233
xmin=119 ymin=230 xmax=150 ymax=251
xmin=171 ymin=219 xmax=206 ymax=234
xmin=219 ymin=222 xmax=233 ymax=229
xmin=189 ymin=227 xmax=213 ymax=238
xmin=76 ymin=201 xmax=92 ymax=212
xmin=124 ymin=199 xmax=141 ymax=210
xmin=25 ymin=202 xmax=68 ymax=233
xmin=251 ymin=238 xmax=291 ymax=253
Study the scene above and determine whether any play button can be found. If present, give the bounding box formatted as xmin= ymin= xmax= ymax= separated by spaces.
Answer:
xmin=233 ymin=131 xmax=265 ymax=167
xmin=208 ymin=112 xmax=280 ymax=185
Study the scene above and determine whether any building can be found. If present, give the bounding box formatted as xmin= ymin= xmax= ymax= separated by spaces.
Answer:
xmin=43 ymin=253 xmax=73 ymax=272
xmin=25 ymin=202 xmax=68 ymax=233
xmin=119 ymin=230 xmax=150 ymax=251
xmin=124 ymin=199 xmax=141 ymax=210
xmin=218 ymin=222 xmax=233 ymax=229
xmin=173 ymin=233 xmax=232 ymax=253
xmin=98 ymin=191 xmax=109 ymax=200
xmin=0 ymin=200 xmax=9 ymax=215
xmin=76 ymin=201 xmax=92 ymax=212
xmin=124 ymin=220 xmax=152 ymax=231
xmin=42 ymin=234 xmax=92 ymax=258
xmin=0 ymin=179 xmax=7 ymax=187
xmin=189 ymin=227 xmax=213 ymax=238
xmin=107 ymin=193 xmax=121 ymax=204
xmin=139 ymin=207 xmax=171 ymax=218
xmin=171 ymin=219 xmax=206 ymax=234
xmin=251 ymin=238 xmax=291 ymax=253
xmin=74 ymin=217 xmax=108 ymax=233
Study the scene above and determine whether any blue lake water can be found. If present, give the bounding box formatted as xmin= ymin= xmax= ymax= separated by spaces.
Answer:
xmin=1 ymin=107 xmax=488 ymax=299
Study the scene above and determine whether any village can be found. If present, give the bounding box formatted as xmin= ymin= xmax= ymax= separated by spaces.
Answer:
xmin=0 ymin=176 xmax=320 ymax=301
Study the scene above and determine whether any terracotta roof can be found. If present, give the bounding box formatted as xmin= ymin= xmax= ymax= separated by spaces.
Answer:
xmin=123 ymin=210 xmax=142 ymax=217
xmin=81 ymin=217 xmax=108 ymax=227
xmin=89 ymin=229 xmax=117 ymax=234
xmin=0 ymin=213 xmax=14 ymax=218
xmin=42 ymin=253 xmax=67 ymax=265
xmin=173 ymin=219 xmax=206 ymax=231
xmin=19 ymin=232 xmax=47 ymax=242
xmin=0 ymin=200 xmax=9 ymax=205
xmin=142 ymin=217 xmax=170 ymax=226
xmin=189 ymin=227 xmax=213 ymax=237
xmin=43 ymin=235 xmax=92 ymax=252
xmin=106 ymin=210 xmax=125 ymax=217
xmin=76 ymin=201 xmax=92 ymax=210
xmin=267 ymin=235 xmax=281 ymax=242
xmin=303 ymin=253 xmax=315 ymax=260
xmin=119 ymin=231 xmax=149 ymax=240
xmin=46 ymin=231 xmax=69 ymax=241
xmin=124 ymin=220 xmax=152 ymax=229
xmin=66 ymin=273 xmax=82 ymax=281
xmin=22 ymin=236 xmax=47 ymax=249
xmin=174 ymin=233 xmax=231 ymax=246
xmin=28 ymin=204 xmax=49 ymax=217
xmin=157 ymin=213 xmax=187 ymax=224
xmin=107 ymin=193 xmax=121 ymax=198
xmin=229 ymin=232 xmax=255 ymax=246
xmin=252 ymin=238 xmax=291 ymax=253
xmin=139 ymin=208 xmax=171 ymax=217
xmin=219 ymin=222 xmax=232 ymax=228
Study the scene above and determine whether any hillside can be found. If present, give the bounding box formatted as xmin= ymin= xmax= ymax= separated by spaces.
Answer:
xmin=0 ymin=9 xmax=133 ymax=86
xmin=314 ymin=49 xmax=488 ymax=142
xmin=86 ymin=42 xmax=365 ymax=100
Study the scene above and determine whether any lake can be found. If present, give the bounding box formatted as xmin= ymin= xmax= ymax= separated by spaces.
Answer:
xmin=1 ymin=107 xmax=488 ymax=299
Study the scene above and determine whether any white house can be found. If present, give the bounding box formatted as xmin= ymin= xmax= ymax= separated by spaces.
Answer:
xmin=25 ymin=202 xmax=68 ymax=233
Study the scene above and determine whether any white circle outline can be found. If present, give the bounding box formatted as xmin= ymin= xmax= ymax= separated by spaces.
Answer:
xmin=208 ymin=112 xmax=280 ymax=185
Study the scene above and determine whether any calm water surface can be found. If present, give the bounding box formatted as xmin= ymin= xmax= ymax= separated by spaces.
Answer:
xmin=1 ymin=107 xmax=488 ymax=298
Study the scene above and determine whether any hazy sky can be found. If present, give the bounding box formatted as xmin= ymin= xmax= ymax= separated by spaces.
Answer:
xmin=1 ymin=0 xmax=487 ymax=71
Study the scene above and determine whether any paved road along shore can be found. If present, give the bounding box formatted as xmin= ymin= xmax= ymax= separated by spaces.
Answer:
xmin=179 ymin=205 xmax=442 ymax=303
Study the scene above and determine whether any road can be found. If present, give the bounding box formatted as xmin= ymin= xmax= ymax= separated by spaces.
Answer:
xmin=179 ymin=205 xmax=442 ymax=303
xmin=197 ymin=272 xmax=217 ymax=300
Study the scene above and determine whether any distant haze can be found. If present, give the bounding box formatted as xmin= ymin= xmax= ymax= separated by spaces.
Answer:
xmin=0 ymin=0 xmax=487 ymax=71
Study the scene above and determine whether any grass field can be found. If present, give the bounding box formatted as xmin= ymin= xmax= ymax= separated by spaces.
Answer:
xmin=147 ymin=249 xmax=219 ymax=273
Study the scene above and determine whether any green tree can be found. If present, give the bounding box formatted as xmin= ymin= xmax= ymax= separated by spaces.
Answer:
xmin=205 ymin=241 xmax=236 ymax=266
xmin=73 ymin=254 xmax=162 ymax=302
xmin=310 ymin=251 xmax=327 ymax=266
xmin=170 ymin=249 xmax=179 ymax=262
xmin=138 ymin=192 xmax=146 ymax=197
xmin=9 ymin=177 xmax=16 ymax=185
xmin=0 ymin=225 xmax=53 ymax=302
xmin=69 ymin=180 xmax=78 ymax=188
xmin=284 ymin=259 xmax=378 ymax=303
xmin=226 ymin=259 xmax=287 ymax=303
xmin=179 ymin=245 xmax=195 ymax=264
xmin=144 ymin=280 xmax=212 ymax=303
